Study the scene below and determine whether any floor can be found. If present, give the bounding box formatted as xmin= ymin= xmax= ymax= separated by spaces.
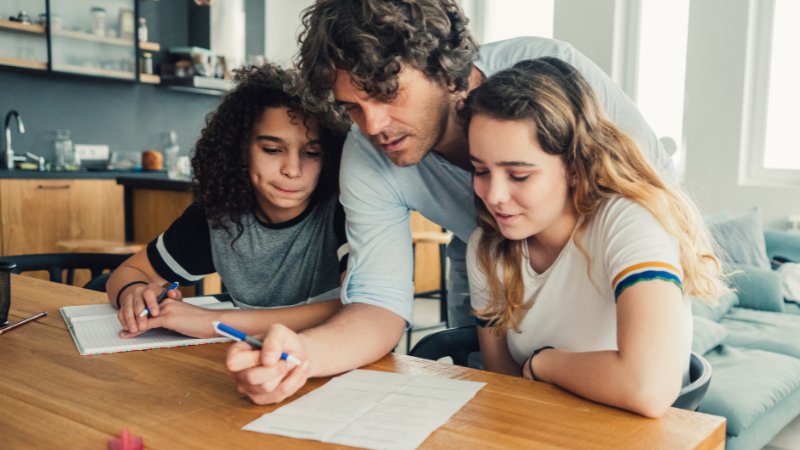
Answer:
xmin=764 ymin=414 xmax=800 ymax=450
xmin=400 ymin=298 xmax=800 ymax=450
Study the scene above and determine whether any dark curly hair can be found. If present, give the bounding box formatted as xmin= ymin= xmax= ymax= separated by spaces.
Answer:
xmin=296 ymin=0 xmax=477 ymax=114
xmin=191 ymin=63 xmax=347 ymax=241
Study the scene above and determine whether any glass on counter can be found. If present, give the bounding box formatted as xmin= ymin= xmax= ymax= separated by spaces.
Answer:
xmin=54 ymin=129 xmax=80 ymax=171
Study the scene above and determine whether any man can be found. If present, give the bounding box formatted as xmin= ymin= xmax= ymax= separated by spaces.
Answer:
xmin=226 ymin=0 xmax=676 ymax=404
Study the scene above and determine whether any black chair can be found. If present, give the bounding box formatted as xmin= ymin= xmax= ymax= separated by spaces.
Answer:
xmin=1 ymin=253 xmax=131 ymax=292
xmin=411 ymin=326 xmax=713 ymax=411
xmin=408 ymin=325 xmax=479 ymax=367
xmin=671 ymin=352 xmax=713 ymax=411
xmin=406 ymin=229 xmax=452 ymax=350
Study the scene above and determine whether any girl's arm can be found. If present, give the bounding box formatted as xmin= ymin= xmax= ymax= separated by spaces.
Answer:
xmin=530 ymin=280 xmax=684 ymax=418
xmin=120 ymin=297 xmax=343 ymax=339
xmin=477 ymin=326 xmax=522 ymax=376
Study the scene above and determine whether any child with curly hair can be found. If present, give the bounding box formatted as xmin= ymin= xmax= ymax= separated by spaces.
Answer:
xmin=107 ymin=62 xmax=349 ymax=339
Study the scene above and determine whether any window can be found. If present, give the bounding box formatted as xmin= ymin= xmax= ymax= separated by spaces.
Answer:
xmin=461 ymin=0 xmax=554 ymax=44
xmin=744 ymin=0 xmax=800 ymax=185
xmin=621 ymin=0 xmax=690 ymax=177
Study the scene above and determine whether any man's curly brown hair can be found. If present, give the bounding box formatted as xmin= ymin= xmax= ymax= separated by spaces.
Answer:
xmin=191 ymin=63 xmax=346 ymax=241
xmin=296 ymin=0 xmax=477 ymax=114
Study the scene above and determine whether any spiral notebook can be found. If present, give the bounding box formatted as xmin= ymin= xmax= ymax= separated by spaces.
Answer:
xmin=60 ymin=296 xmax=237 ymax=356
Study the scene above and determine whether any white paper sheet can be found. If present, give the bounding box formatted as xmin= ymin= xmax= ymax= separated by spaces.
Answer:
xmin=242 ymin=369 xmax=486 ymax=449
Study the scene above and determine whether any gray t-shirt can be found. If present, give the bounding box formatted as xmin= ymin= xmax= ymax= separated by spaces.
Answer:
xmin=147 ymin=194 xmax=348 ymax=308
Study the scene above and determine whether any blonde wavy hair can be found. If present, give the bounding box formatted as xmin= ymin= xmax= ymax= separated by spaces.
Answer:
xmin=459 ymin=58 xmax=728 ymax=332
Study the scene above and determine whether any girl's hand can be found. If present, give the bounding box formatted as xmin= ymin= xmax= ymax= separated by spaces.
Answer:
xmin=117 ymin=283 xmax=182 ymax=333
xmin=119 ymin=298 xmax=218 ymax=339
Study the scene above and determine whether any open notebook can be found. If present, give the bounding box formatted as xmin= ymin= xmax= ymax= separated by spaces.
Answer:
xmin=60 ymin=296 xmax=237 ymax=356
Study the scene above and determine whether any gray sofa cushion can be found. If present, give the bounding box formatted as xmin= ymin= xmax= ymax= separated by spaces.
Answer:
xmin=692 ymin=290 xmax=739 ymax=322
xmin=720 ymin=307 xmax=800 ymax=358
xmin=693 ymin=316 xmax=728 ymax=354
xmin=700 ymin=346 xmax=800 ymax=436
xmin=708 ymin=207 xmax=771 ymax=269
xmin=730 ymin=265 xmax=785 ymax=312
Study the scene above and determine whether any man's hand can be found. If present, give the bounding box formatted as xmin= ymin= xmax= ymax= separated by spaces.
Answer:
xmin=226 ymin=324 xmax=311 ymax=404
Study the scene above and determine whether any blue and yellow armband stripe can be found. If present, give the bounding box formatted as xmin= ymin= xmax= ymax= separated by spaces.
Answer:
xmin=612 ymin=262 xmax=682 ymax=300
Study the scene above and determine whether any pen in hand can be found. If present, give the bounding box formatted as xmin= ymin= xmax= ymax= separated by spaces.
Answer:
xmin=138 ymin=281 xmax=179 ymax=318
xmin=212 ymin=321 xmax=302 ymax=366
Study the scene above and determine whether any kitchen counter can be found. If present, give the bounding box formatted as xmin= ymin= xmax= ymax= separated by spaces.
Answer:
xmin=0 ymin=169 xmax=174 ymax=180
xmin=116 ymin=174 xmax=191 ymax=192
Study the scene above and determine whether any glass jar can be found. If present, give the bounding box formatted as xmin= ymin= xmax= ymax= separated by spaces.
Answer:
xmin=164 ymin=131 xmax=181 ymax=179
xmin=54 ymin=130 xmax=79 ymax=171
xmin=91 ymin=7 xmax=106 ymax=36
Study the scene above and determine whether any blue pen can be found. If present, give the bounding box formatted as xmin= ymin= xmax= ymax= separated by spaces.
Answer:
xmin=139 ymin=281 xmax=180 ymax=317
xmin=212 ymin=321 xmax=302 ymax=366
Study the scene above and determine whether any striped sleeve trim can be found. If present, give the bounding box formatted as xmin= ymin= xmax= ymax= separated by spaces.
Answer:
xmin=155 ymin=234 xmax=205 ymax=282
xmin=612 ymin=262 xmax=682 ymax=300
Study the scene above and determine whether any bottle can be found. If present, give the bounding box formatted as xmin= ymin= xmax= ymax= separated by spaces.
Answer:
xmin=138 ymin=17 xmax=148 ymax=42
xmin=141 ymin=52 xmax=153 ymax=74
xmin=165 ymin=131 xmax=181 ymax=179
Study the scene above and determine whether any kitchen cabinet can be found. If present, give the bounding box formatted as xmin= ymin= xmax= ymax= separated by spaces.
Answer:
xmin=0 ymin=11 xmax=48 ymax=71
xmin=0 ymin=0 xmax=161 ymax=84
xmin=0 ymin=179 xmax=124 ymax=256
xmin=117 ymin=177 xmax=221 ymax=295
xmin=410 ymin=212 xmax=446 ymax=293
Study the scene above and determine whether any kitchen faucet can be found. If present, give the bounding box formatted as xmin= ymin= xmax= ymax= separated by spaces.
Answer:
xmin=4 ymin=110 xmax=26 ymax=170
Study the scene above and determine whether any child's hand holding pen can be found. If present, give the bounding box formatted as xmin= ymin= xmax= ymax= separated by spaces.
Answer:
xmin=116 ymin=281 xmax=182 ymax=334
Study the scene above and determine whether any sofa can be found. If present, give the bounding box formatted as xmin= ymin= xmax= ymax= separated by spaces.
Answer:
xmin=692 ymin=223 xmax=800 ymax=450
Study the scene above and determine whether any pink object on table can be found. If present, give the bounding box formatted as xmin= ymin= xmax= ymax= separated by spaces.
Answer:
xmin=108 ymin=429 xmax=144 ymax=450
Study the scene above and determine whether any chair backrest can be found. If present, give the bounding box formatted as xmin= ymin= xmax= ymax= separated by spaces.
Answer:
xmin=671 ymin=352 xmax=712 ymax=411
xmin=410 ymin=327 xmax=712 ymax=411
xmin=0 ymin=253 xmax=131 ymax=292
xmin=408 ymin=325 xmax=479 ymax=367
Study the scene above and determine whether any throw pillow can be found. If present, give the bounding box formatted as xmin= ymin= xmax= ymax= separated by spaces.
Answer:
xmin=692 ymin=291 xmax=739 ymax=322
xmin=707 ymin=207 xmax=770 ymax=269
xmin=730 ymin=265 xmax=785 ymax=312
xmin=692 ymin=316 xmax=728 ymax=354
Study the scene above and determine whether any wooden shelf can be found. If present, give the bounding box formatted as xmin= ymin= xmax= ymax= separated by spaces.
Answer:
xmin=139 ymin=41 xmax=160 ymax=52
xmin=0 ymin=19 xmax=46 ymax=34
xmin=52 ymin=29 xmax=134 ymax=47
xmin=54 ymin=63 xmax=135 ymax=80
xmin=139 ymin=73 xmax=160 ymax=84
xmin=0 ymin=57 xmax=47 ymax=70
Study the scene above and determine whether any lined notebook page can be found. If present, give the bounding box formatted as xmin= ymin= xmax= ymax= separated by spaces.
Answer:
xmin=60 ymin=296 xmax=235 ymax=356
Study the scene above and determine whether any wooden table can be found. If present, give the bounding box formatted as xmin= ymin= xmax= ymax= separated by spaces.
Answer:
xmin=0 ymin=275 xmax=726 ymax=449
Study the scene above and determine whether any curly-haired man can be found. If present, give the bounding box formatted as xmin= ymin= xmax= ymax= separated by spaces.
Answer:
xmin=226 ymin=0 xmax=676 ymax=405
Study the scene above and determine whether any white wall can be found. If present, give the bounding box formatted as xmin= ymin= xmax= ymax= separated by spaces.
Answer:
xmin=554 ymin=0 xmax=797 ymax=229
xmin=553 ymin=0 xmax=617 ymax=77
xmin=264 ymin=0 xmax=314 ymax=66
xmin=681 ymin=0 xmax=798 ymax=229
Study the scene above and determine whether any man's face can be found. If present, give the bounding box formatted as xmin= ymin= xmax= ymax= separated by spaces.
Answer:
xmin=332 ymin=65 xmax=451 ymax=167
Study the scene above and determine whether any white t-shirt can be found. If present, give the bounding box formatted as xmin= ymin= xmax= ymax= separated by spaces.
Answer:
xmin=467 ymin=196 xmax=693 ymax=378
